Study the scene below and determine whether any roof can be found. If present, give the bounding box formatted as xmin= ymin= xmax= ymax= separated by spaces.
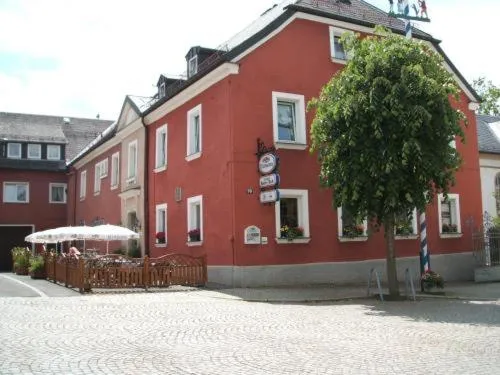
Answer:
xmin=0 ymin=112 xmax=113 ymax=161
xmin=477 ymin=114 xmax=500 ymax=155
xmin=68 ymin=121 xmax=118 ymax=166
xmin=145 ymin=0 xmax=478 ymax=116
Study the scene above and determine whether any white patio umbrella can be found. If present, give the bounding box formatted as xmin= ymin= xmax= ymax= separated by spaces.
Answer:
xmin=87 ymin=224 xmax=140 ymax=254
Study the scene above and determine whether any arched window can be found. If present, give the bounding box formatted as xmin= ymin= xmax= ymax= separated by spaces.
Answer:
xmin=495 ymin=173 xmax=500 ymax=216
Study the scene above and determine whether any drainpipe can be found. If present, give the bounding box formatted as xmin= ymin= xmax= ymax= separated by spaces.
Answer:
xmin=141 ymin=116 xmax=150 ymax=256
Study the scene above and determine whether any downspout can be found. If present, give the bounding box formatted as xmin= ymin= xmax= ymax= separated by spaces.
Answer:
xmin=141 ymin=116 xmax=150 ymax=256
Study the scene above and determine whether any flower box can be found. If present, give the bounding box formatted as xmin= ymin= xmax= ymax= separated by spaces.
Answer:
xmin=188 ymin=228 xmax=201 ymax=242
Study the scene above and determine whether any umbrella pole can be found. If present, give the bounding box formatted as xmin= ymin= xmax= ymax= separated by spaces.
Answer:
xmin=106 ymin=241 xmax=109 ymax=255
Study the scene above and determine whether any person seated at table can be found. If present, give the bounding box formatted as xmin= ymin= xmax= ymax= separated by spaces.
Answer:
xmin=69 ymin=247 xmax=81 ymax=257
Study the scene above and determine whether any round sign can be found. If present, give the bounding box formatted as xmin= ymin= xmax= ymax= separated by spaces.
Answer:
xmin=258 ymin=153 xmax=277 ymax=175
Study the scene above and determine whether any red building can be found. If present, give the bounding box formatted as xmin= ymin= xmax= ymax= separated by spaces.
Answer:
xmin=142 ymin=0 xmax=482 ymax=286
xmin=0 ymin=112 xmax=112 ymax=271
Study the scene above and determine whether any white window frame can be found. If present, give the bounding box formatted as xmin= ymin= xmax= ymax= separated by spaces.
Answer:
xmin=159 ymin=82 xmax=166 ymax=98
xmin=187 ymin=195 xmax=203 ymax=245
xmin=27 ymin=144 xmax=41 ymax=159
xmin=49 ymin=183 xmax=67 ymax=204
xmin=80 ymin=170 xmax=87 ymax=200
xmin=3 ymin=182 xmax=29 ymax=203
xmin=272 ymin=92 xmax=307 ymax=150
xmin=274 ymin=189 xmax=310 ymax=244
xmin=111 ymin=152 xmax=120 ymax=189
xmin=155 ymin=203 xmax=167 ymax=247
xmin=437 ymin=193 xmax=462 ymax=237
xmin=186 ymin=104 xmax=202 ymax=161
xmin=127 ymin=140 xmax=138 ymax=183
xmin=7 ymin=143 xmax=21 ymax=159
xmin=47 ymin=145 xmax=61 ymax=160
xmin=188 ymin=55 xmax=198 ymax=78
xmin=395 ymin=208 xmax=419 ymax=240
xmin=337 ymin=206 xmax=368 ymax=242
xmin=329 ymin=26 xmax=352 ymax=64
xmin=99 ymin=158 xmax=108 ymax=178
xmin=94 ymin=162 xmax=101 ymax=194
xmin=155 ymin=124 xmax=168 ymax=171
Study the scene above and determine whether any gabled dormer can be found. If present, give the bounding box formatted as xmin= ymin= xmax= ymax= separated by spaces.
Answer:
xmin=156 ymin=75 xmax=185 ymax=100
xmin=185 ymin=46 xmax=221 ymax=79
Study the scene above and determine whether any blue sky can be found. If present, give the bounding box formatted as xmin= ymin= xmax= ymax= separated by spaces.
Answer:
xmin=0 ymin=0 xmax=497 ymax=120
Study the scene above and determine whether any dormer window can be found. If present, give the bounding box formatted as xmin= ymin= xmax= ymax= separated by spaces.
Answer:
xmin=159 ymin=82 xmax=166 ymax=99
xmin=27 ymin=144 xmax=41 ymax=159
xmin=7 ymin=143 xmax=21 ymax=159
xmin=47 ymin=145 xmax=61 ymax=160
xmin=188 ymin=56 xmax=198 ymax=78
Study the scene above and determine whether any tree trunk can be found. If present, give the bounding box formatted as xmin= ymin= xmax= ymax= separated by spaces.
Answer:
xmin=384 ymin=218 xmax=400 ymax=296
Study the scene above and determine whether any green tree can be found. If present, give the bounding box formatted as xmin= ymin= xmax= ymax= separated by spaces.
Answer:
xmin=472 ymin=77 xmax=500 ymax=116
xmin=309 ymin=28 xmax=466 ymax=296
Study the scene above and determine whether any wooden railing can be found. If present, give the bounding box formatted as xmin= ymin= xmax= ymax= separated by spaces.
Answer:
xmin=44 ymin=253 xmax=207 ymax=293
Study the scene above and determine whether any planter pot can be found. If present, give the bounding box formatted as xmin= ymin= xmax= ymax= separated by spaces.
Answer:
xmin=30 ymin=270 xmax=46 ymax=279
xmin=423 ymin=284 xmax=445 ymax=294
xmin=15 ymin=266 xmax=29 ymax=276
xmin=189 ymin=234 xmax=201 ymax=242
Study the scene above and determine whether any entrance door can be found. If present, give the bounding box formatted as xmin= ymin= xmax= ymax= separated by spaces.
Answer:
xmin=0 ymin=226 xmax=33 ymax=272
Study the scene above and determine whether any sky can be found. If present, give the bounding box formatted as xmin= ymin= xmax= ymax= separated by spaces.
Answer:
xmin=0 ymin=0 xmax=498 ymax=121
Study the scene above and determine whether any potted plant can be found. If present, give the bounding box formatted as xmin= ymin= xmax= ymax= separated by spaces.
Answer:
xmin=11 ymin=247 xmax=30 ymax=275
xmin=395 ymin=222 xmax=413 ymax=236
xmin=421 ymin=270 xmax=444 ymax=292
xmin=155 ymin=231 xmax=166 ymax=244
xmin=29 ymin=255 xmax=46 ymax=279
xmin=442 ymin=223 xmax=458 ymax=233
xmin=280 ymin=225 xmax=304 ymax=240
xmin=188 ymin=228 xmax=201 ymax=242
xmin=343 ymin=224 xmax=364 ymax=237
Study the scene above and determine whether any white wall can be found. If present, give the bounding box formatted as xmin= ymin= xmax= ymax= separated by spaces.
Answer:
xmin=479 ymin=153 xmax=500 ymax=219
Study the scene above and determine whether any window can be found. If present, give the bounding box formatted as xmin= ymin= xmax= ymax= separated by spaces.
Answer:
xmin=127 ymin=140 xmax=138 ymax=181
xmin=99 ymin=158 xmax=108 ymax=178
xmin=155 ymin=125 xmax=168 ymax=170
xmin=155 ymin=203 xmax=167 ymax=246
xmin=159 ymin=82 xmax=166 ymax=99
xmin=272 ymin=92 xmax=307 ymax=149
xmin=80 ymin=170 xmax=87 ymax=199
xmin=395 ymin=208 xmax=418 ymax=238
xmin=186 ymin=105 xmax=202 ymax=160
xmin=187 ymin=195 xmax=203 ymax=243
xmin=111 ymin=152 xmax=120 ymax=188
xmin=188 ymin=55 xmax=198 ymax=78
xmin=27 ymin=144 xmax=41 ymax=159
xmin=49 ymin=183 xmax=67 ymax=204
xmin=329 ymin=26 xmax=352 ymax=63
xmin=47 ymin=145 xmax=61 ymax=160
xmin=274 ymin=189 xmax=310 ymax=243
xmin=438 ymin=193 xmax=462 ymax=235
xmin=94 ymin=163 xmax=101 ymax=194
xmin=7 ymin=143 xmax=21 ymax=159
xmin=3 ymin=182 xmax=29 ymax=203
xmin=337 ymin=206 xmax=368 ymax=241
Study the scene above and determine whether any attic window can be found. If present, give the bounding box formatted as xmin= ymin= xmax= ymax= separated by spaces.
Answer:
xmin=7 ymin=143 xmax=21 ymax=159
xmin=159 ymin=82 xmax=166 ymax=99
xmin=63 ymin=117 xmax=71 ymax=124
xmin=188 ymin=56 xmax=198 ymax=78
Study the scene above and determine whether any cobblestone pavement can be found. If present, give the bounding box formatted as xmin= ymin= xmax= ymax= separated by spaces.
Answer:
xmin=1 ymin=291 xmax=499 ymax=375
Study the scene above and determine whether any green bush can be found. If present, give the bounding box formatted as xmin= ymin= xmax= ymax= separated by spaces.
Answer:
xmin=29 ymin=255 xmax=45 ymax=273
xmin=11 ymin=247 xmax=30 ymax=270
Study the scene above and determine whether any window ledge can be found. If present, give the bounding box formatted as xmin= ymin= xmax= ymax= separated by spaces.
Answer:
xmin=274 ymin=142 xmax=308 ymax=150
xmin=79 ymin=197 xmax=85 ymax=201
xmin=126 ymin=177 xmax=137 ymax=185
xmin=331 ymin=57 xmax=347 ymax=65
xmin=154 ymin=165 xmax=167 ymax=173
xmin=94 ymin=192 xmax=100 ymax=196
xmin=155 ymin=243 xmax=167 ymax=248
xmin=185 ymin=152 xmax=201 ymax=162
xmin=49 ymin=201 xmax=67 ymax=204
xmin=110 ymin=185 xmax=119 ymax=191
xmin=338 ymin=236 xmax=368 ymax=242
xmin=275 ymin=237 xmax=311 ymax=244
xmin=439 ymin=233 xmax=463 ymax=239
xmin=3 ymin=201 xmax=29 ymax=204
xmin=395 ymin=234 xmax=419 ymax=240
xmin=186 ymin=241 xmax=203 ymax=247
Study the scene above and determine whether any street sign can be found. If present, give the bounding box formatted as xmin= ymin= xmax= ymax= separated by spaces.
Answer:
xmin=258 ymin=152 xmax=278 ymax=175
xmin=260 ymin=189 xmax=279 ymax=203
xmin=259 ymin=173 xmax=280 ymax=189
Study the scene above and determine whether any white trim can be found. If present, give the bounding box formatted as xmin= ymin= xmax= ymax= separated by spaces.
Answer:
xmin=49 ymin=183 xmax=67 ymax=204
xmin=337 ymin=207 xmax=368 ymax=240
xmin=80 ymin=170 xmax=87 ymax=200
xmin=127 ymin=140 xmax=138 ymax=180
xmin=272 ymin=92 xmax=307 ymax=149
xmin=27 ymin=144 xmax=41 ymax=159
xmin=94 ymin=162 xmax=101 ymax=194
xmin=274 ymin=189 xmax=310 ymax=239
xmin=187 ymin=241 xmax=203 ymax=247
xmin=47 ymin=144 xmax=61 ymax=160
xmin=469 ymin=102 xmax=480 ymax=111
xmin=187 ymin=195 xmax=203 ymax=242
xmin=188 ymin=55 xmax=198 ymax=78
xmin=437 ymin=193 xmax=462 ymax=235
xmin=7 ymin=143 xmax=21 ymax=159
xmin=329 ymin=26 xmax=351 ymax=63
xmin=3 ymin=182 xmax=29 ymax=203
xmin=394 ymin=208 xmax=418 ymax=237
xmin=144 ymin=63 xmax=239 ymax=125
xmin=118 ymin=188 xmax=140 ymax=199
xmin=275 ymin=238 xmax=311 ymax=244
xmin=155 ymin=203 xmax=167 ymax=247
xmin=155 ymin=124 xmax=168 ymax=170
xmin=395 ymin=234 xmax=419 ymax=240
xmin=186 ymin=104 xmax=202 ymax=159
xmin=110 ymin=152 xmax=120 ymax=189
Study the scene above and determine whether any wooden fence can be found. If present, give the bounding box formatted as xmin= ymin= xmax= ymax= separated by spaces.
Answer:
xmin=45 ymin=253 xmax=207 ymax=293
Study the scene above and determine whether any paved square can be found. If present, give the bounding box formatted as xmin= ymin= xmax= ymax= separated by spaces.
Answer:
xmin=1 ymin=291 xmax=499 ymax=374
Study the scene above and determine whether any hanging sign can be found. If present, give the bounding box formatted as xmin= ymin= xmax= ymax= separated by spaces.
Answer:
xmin=244 ymin=226 xmax=261 ymax=245
xmin=260 ymin=189 xmax=280 ymax=204
xmin=258 ymin=153 xmax=278 ymax=175
xmin=259 ymin=173 xmax=280 ymax=189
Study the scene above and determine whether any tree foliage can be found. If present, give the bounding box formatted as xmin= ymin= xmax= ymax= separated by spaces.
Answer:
xmin=309 ymin=28 xmax=466 ymax=295
xmin=472 ymin=77 xmax=500 ymax=116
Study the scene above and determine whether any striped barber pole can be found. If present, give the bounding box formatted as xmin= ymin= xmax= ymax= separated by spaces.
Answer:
xmin=403 ymin=0 xmax=412 ymax=38
xmin=420 ymin=212 xmax=430 ymax=272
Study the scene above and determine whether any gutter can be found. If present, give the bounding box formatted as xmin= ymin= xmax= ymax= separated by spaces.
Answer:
xmin=141 ymin=115 xmax=150 ymax=256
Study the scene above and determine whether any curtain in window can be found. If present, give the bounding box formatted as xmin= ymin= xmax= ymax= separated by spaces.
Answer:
xmin=277 ymin=102 xmax=296 ymax=141
xmin=193 ymin=115 xmax=200 ymax=154
xmin=52 ymin=186 xmax=64 ymax=202
xmin=333 ymin=36 xmax=346 ymax=60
